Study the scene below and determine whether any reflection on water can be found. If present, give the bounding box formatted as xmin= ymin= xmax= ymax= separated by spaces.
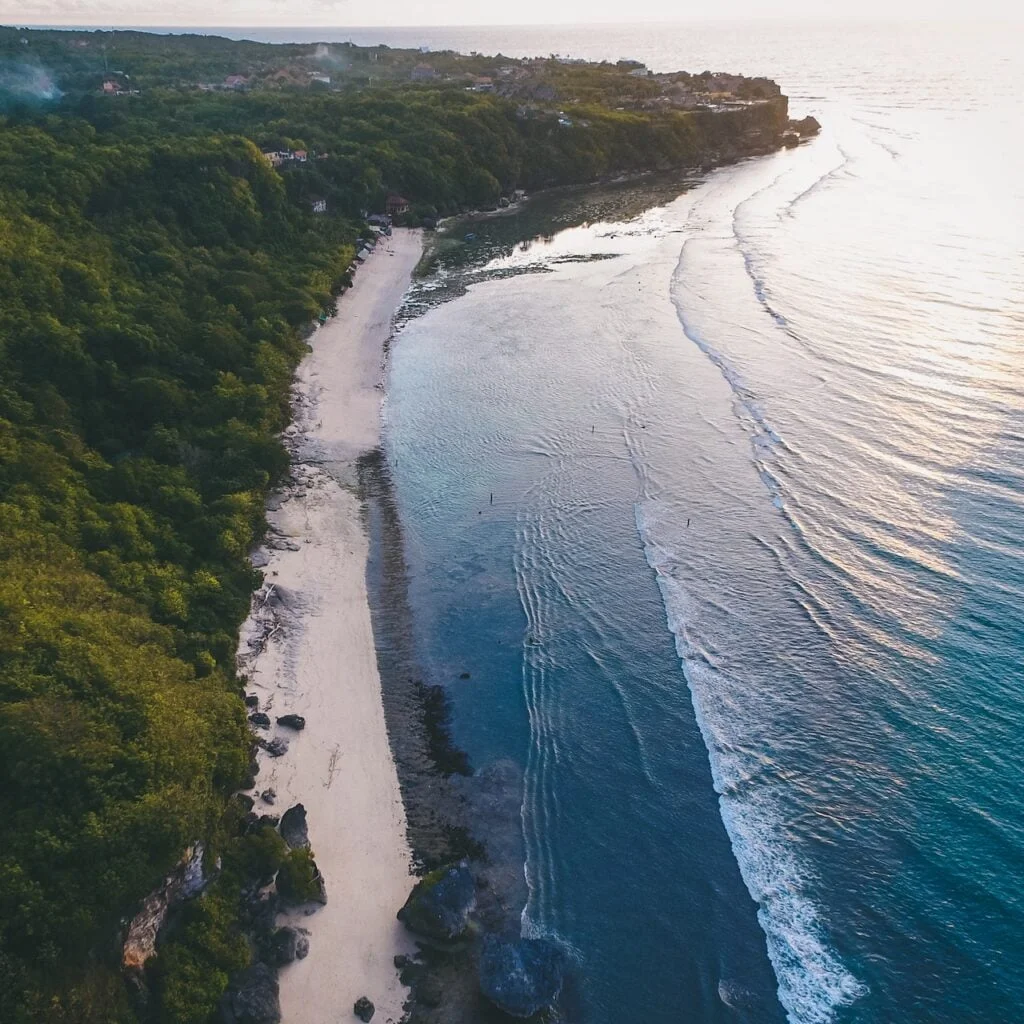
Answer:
xmin=385 ymin=20 xmax=1024 ymax=1024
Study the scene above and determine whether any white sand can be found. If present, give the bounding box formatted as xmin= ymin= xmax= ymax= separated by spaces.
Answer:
xmin=237 ymin=229 xmax=423 ymax=1024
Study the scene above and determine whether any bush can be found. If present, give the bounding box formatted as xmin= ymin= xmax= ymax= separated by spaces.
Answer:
xmin=276 ymin=849 xmax=321 ymax=905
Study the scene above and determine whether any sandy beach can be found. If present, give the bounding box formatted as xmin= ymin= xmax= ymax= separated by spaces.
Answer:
xmin=237 ymin=228 xmax=423 ymax=1024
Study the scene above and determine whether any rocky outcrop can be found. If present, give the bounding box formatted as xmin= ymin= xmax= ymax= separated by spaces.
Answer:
xmin=279 ymin=804 xmax=309 ymax=849
xmin=123 ymin=842 xmax=213 ymax=975
xmin=219 ymin=962 xmax=281 ymax=1024
xmin=397 ymin=861 xmax=476 ymax=943
xmin=276 ymin=714 xmax=306 ymax=730
xmin=478 ymin=936 xmax=566 ymax=1018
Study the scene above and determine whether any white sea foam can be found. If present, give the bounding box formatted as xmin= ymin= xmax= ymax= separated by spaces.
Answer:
xmin=635 ymin=501 xmax=867 ymax=1024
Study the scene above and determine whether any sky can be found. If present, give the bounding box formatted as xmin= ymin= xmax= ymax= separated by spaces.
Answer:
xmin=2 ymin=0 xmax=1019 ymax=27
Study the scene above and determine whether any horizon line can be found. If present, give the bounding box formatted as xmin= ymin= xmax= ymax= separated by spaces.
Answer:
xmin=9 ymin=15 xmax=1024 ymax=30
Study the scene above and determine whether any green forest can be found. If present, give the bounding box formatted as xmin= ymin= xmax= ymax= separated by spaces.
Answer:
xmin=0 ymin=27 xmax=796 ymax=1024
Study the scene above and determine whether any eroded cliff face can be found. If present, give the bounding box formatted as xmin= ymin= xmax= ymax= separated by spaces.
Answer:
xmin=122 ymin=843 xmax=212 ymax=974
xmin=700 ymin=95 xmax=822 ymax=166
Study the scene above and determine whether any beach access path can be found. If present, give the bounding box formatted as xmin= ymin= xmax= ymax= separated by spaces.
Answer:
xmin=237 ymin=228 xmax=423 ymax=1023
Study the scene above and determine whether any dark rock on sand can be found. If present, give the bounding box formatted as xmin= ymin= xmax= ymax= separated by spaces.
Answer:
xmin=279 ymin=804 xmax=309 ymax=849
xmin=478 ymin=935 xmax=566 ymax=1018
xmin=353 ymin=996 xmax=375 ymax=1022
xmin=249 ymin=712 xmax=271 ymax=728
xmin=219 ymin=962 xmax=280 ymax=1024
xmin=261 ymin=788 xmax=276 ymax=805
xmin=245 ymin=694 xmax=260 ymax=709
xmin=259 ymin=736 xmax=289 ymax=757
xmin=269 ymin=926 xmax=309 ymax=965
xmin=394 ymin=954 xmax=412 ymax=970
xmin=397 ymin=861 xmax=475 ymax=942
xmin=276 ymin=714 xmax=306 ymax=730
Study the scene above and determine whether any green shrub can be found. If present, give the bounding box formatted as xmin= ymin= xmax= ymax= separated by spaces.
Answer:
xmin=276 ymin=849 xmax=321 ymax=905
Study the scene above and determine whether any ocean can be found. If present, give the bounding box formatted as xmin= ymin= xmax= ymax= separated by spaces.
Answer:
xmin=238 ymin=20 xmax=1024 ymax=1024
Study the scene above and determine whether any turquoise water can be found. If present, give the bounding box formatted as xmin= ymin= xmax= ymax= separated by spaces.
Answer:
xmin=381 ymin=22 xmax=1024 ymax=1024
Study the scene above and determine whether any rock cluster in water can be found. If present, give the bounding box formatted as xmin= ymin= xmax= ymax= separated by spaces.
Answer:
xmin=397 ymin=859 xmax=566 ymax=1019
xmin=478 ymin=935 xmax=567 ymax=1018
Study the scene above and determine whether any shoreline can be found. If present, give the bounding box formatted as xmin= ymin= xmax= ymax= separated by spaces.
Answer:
xmin=236 ymin=228 xmax=424 ymax=1024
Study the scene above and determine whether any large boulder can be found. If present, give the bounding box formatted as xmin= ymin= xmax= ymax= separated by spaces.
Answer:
xmin=397 ymin=861 xmax=476 ymax=943
xmin=353 ymin=996 xmax=375 ymax=1022
xmin=220 ymin=963 xmax=281 ymax=1024
xmin=269 ymin=926 xmax=309 ymax=965
xmin=478 ymin=935 xmax=566 ymax=1018
xmin=279 ymin=804 xmax=309 ymax=849
xmin=792 ymin=114 xmax=821 ymax=137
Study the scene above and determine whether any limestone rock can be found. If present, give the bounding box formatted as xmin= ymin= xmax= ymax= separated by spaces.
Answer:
xmin=122 ymin=843 xmax=212 ymax=974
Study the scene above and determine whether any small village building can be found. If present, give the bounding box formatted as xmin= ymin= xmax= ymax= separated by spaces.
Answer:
xmin=411 ymin=64 xmax=437 ymax=81
xmin=293 ymin=150 xmax=309 ymax=163
xmin=262 ymin=151 xmax=285 ymax=167
xmin=385 ymin=193 xmax=410 ymax=217
xmin=310 ymin=197 xmax=328 ymax=214
xmin=224 ymin=74 xmax=249 ymax=89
